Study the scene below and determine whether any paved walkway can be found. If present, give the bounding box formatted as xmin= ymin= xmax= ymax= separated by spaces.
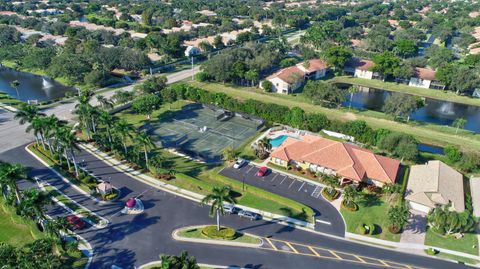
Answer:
xmin=400 ymin=210 xmax=427 ymax=246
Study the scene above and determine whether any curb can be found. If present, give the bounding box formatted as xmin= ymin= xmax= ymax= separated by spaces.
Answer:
xmin=25 ymin=144 xmax=103 ymax=204
xmin=138 ymin=262 xmax=246 ymax=269
xmin=172 ymin=225 xmax=263 ymax=248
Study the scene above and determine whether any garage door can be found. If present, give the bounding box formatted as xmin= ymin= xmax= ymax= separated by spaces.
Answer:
xmin=409 ymin=201 xmax=431 ymax=214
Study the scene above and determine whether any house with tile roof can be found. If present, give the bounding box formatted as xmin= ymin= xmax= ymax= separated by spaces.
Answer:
xmin=408 ymin=67 xmax=445 ymax=90
xmin=270 ymin=134 xmax=400 ymax=186
xmin=405 ymin=160 xmax=465 ymax=213
xmin=261 ymin=59 xmax=329 ymax=94
xmin=344 ymin=58 xmax=383 ymax=80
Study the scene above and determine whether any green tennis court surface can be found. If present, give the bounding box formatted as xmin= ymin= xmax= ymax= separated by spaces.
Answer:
xmin=146 ymin=103 xmax=262 ymax=162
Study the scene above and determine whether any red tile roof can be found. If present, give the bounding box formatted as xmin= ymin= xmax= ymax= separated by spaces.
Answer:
xmin=345 ymin=58 xmax=374 ymax=71
xmin=267 ymin=66 xmax=304 ymax=84
xmin=271 ymin=135 xmax=399 ymax=184
xmin=413 ymin=67 xmax=436 ymax=81
xmin=297 ymin=59 xmax=328 ymax=73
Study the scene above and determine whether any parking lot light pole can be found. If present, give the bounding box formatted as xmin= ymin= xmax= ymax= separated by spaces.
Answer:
xmin=242 ymin=174 xmax=246 ymax=192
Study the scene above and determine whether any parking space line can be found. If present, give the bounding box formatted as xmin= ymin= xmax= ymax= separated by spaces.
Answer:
xmin=297 ymin=182 xmax=305 ymax=192
xmin=279 ymin=176 xmax=287 ymax=184
xmin=308 ymin=246 xmax=320 ymax=257
xmin=246 ymin=166 xmax=254 ymax=174
xmin=271 ymin=174 xmax=279 ymax=182
xmin=288 ymin=179 xmax=296 ymax=188
xmin=285 ymin=242 xmax=299 ymax=254
xmin=265 ymin=238 xmax=277 ymax=250
xmin=329 ymin=250 xmax=342 ymax=260
xmin=315 ymin=219 xmax=332 ymax=225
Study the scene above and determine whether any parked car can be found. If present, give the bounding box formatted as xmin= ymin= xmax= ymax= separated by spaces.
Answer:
xmin=233 ymin=158 xmax=246 ymax=169
xmin=223 ymin=204 xmax=237 ymax=214
xmin=238 ymin=210 xmax=261 ymax=221
xmin=66 ymin=215 xmax=86 ymax=230
xmin=256 ymin=166 xmax=268 ymax=177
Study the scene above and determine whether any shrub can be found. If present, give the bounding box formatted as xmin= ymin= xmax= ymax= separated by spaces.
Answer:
xmin=426 ymin=248 xmax=438 ymax=255
xmin=201 ymin=225 xmax=237 ymax=240
xmin=358 ymin=224 xmax=368 ymax=234
xmin=103 ymin=189 xmax=119 ymax=201
xmin=341 ymin=200 xmax=358 ymax=211
xmin=366 ymin=223 xmax=376 ymax=235
xmin=322 ymin=188 xmax=339 ymax=201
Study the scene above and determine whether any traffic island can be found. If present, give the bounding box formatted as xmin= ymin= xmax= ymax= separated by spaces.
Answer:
xmin=173 ymin=225 xmax=263 ymax=248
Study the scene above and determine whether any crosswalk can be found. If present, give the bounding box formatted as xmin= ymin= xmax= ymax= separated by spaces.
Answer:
xmin=260 ymin=237 xmax=424 ymax=269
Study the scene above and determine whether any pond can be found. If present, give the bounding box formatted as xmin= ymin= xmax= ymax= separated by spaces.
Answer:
xmin=0 ymin=67 xmax=76 ymax=102
xmin=339 ymin=84 xmax=480 ymax=133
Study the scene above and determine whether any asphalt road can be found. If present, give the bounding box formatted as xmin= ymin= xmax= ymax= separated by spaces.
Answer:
xmin=0 ymin=108 xmax=34 ymax=154
xmin=220 ymin=163 xmax=345 ymax=237
xmin=0 ymin=145 xmax=471 ymax=269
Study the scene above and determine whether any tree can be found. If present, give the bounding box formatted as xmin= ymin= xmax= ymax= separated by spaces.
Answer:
xmin=201 ymin=186 xmax=237 ymax=231
xmin=213 ymin=35 xmax=224 ymax=49
xmin=303 ymin=81 xmax=346 ymax=108
xmin=17 ymin=188 xmax=50 ymax=221
xmin=10 ymin=80 xmax=20 ymax=98
xmin=261 ymin=80 xmax=273 ymax=92
xmin=96 ymin=95 xmax=114 ymax=110
xmin=45 ymin=217 xmax=71 ymax=250
xmin=113 ymin=119 xmax=134 ymax=155
xmin=132 ymin=94 xmax=162 ymax=119
xmin=74 ymin=90 xmax=94 ymax=140
xmin=393 ymin=39 xmax=417 ymax=58
xmin=158 ymin=251 xmax=199 ymax=269
xmin=0 ymin=163 xmax=26 ymax=204
xmin=428 ymin=205 xmax=476 ymax=235
xmin=387 ymin=203 xmax=408 ymax=233
xmin=452 ymin=118 xmax=467 ymax=134
xmin=112 ymin=90 xmax=134 ymax=105
xmin=15 ymin=103 xmax=44 ymax=125
xmin=199 ymin=41 xmax=214 ymax=52
xmin=444 ymin=145 xmax=462 ymax=163
xmin=137 ymin=76 xmax=168 ymax=95
xmin=222 ymin=146 xmax=237 ymax=162
xmin=342 ymin=185 xmax=359 ymax=209
xmin=59 ymin=126 xmax=81 ymax=177
xmin=134 ymin=130 xmax=156 ymax=165
xmin=425 ymin=46 xmax=455 ymax=69
xmin=244 ymin=69 xmax=259 ymax=87
xmin=372 ymin=52 xmax=400 ymax=78
xmin=382 ymin=93 xmax=422 ymax=122
xmin=322 ymin=45 xmax=352 ymax=71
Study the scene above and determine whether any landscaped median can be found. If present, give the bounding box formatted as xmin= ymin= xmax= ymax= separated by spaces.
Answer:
xmin=173 ymin=225 xmax=263 ymax=248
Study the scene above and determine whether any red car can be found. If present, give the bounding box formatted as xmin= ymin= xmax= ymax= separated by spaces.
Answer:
xmin=66 ymin=215 xmax=86 ymax=230
xmin=257 ymin=166 xmax=268 ymax=177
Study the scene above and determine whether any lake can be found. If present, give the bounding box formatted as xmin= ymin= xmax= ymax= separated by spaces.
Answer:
xmin=0 ymin=67 xmax=76 ymax=102
xmin=339 ymin=84 xmax=480 ymax=133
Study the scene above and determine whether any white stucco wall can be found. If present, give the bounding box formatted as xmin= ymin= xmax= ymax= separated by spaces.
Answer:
xmin=408 ymin=201 xmax=432 ymax=214
xmin=409 ymin=78 xmax=431 ymax=89
xmin=354 ymin=69 xmax=373 ymax=79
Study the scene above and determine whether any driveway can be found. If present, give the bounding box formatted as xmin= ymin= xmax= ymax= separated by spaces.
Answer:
xmin=220 ymin=163 xmax=345 ymax=237
xmin=400 ymin=210 xmax=427 ymax=246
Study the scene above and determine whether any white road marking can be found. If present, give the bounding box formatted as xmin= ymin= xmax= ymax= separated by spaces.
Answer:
xmin=298 ymin=182 xmax=306 ymax=192
xmin=246 ymin=165 xmax=254 ymax=174
xmin=288 ymin=179 xmax=296 ymax=189
xmin=279 ymin=176 xmax=288 ymax=184
xmin=271 ymin=174 xmax=279 ymax=182
xmin=316 ymin=219 xmax=332 ymax=225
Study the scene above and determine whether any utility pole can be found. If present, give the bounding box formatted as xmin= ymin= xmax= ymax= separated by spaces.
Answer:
xmin=191 ymin=56 xmax=194 ymax=81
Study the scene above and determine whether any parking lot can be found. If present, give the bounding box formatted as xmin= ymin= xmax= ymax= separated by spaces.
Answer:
xmin=220 ymin=163 xmax=345 ymax=237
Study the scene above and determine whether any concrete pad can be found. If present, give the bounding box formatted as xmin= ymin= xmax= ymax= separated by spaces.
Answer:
xmin=400 ymin=210 xmax=427 ymax=245
xmin=470 ymin=178 xmax=480 ymax=218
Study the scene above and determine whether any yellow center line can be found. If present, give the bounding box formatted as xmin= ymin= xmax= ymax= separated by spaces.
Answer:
xmin=264 ymin=238 xmax=277 ymax=251
xmin=285 ymin=242 xmax=299 ymax=253
xmin=354 ymin=255 xmax=366 ymax=263
xmin=378 ymin=259 xmax=391 ymax=267
xmin=308 ymin=246 xmax=320 ymax=257
xmin=329 ymin=250 xmax=343 ymax=260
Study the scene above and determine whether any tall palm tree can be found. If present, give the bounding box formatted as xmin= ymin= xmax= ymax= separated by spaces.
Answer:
xmin=342 ymin=185 xmax=359 ymax=208
xmin=26 ymin=115 xmax=49 ymax=150
xmin=0 ymin=163 xmax=27 ymax=204
xmin=96 ymin=95 xmax=114 ymax=110
xmin=113 ymin=119 xmax=134 ymax=155
xmin=201 ymin=186 xmax=237 ymax=231
xmin=17 ymin=188 xmax=50 ymax=221
xmin=43 ymin=115 xmax=63 ymax=156
xmin=10 ymin=80 xmax=20 ymax=98
xmin=134 ymin=130 xmax=156 ymax=165
xmin=453 ymin=118 xmax=467 ymax=134
xmin=14 ymin=103 xmax=44 ymax=125
xmin=158 ymin=251 xmax=199 ymax=269
xmin=60 ymin=126 xmax=81 ymax=177
xmin=74 ymin=91 xmax=94 ymax=139
xmin=45 ymin=216 xmax=71 ymax=250
xmin=97 ymin=110 xmax=115 ymax=146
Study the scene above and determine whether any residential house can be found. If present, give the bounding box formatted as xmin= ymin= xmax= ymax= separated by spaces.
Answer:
xmin=409 ymin=67 xmax=445 ymax=90
xmin=344 ymin=58 xmax=383 ymax=80
xmin=270 ymin=134 xmax=400 ymax=186
xmin=405 ymin=160 xmax=465 ymax=213
xmin=262 ymin=59 xmax=329 ymax=94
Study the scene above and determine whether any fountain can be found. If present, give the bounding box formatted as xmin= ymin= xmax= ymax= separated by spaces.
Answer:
xmin=42 ymin=77 xmax=53 ymax=89
xmin=437 ymin=102 xmax=455 ymax=116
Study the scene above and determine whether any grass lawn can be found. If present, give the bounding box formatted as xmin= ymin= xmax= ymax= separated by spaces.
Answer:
xmin=340 ymin=194 xmax=401 ymax=242
xmin=0 ymin=92 xmax=24 ymax=109
xmin=428 ymin=251 xmax=480 ymax=265
xmin=329 ymin=76 xmax=480 ymax=107
xmin=425 ymin=228 xmax=479 ymax=255
xmin=177 ymin=226 xmax=262 ymax=245
xmin=0 ymin=202 xmax=44 ymax=247
xmin=186 ymin=81 xmax=480 ymax=152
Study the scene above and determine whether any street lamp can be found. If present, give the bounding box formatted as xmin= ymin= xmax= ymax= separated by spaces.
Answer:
xmin=242 ymin=174 xmax=246 ymax=192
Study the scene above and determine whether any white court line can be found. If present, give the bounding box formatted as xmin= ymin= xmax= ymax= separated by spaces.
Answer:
xmin=298 ymin=182 xmax=306 ymax=192
xmin=279 ymin=176 xmax=288 ymax=184
xmin=288 ymin=179 xmax=296 ymax=189
xmin=316 ymin=219 xmax=332 ymax=225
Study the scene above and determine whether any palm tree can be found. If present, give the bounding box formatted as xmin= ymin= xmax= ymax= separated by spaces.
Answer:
xmin=97 ymin=110 xmax=115 ymax=147
xmin=26 ymin=115 xmax=49 ymax=150
xmin=113 ymin=119 xmax=134 ymax=155
xmin=222 ymin=146 xmax=236 ymax=162
xmin=347 ymin=85 xmax=358 ymax=110
xmin=60 ymin=126 xmax=81 ymax=177
xmin=342 ymin=185 xmax=359 ymax=208
xmin=14 ymin=103 xmax=44 ymax=125
xmin=43 ymin=115 xmax=63 ymax=156
xmin=96 ymin=95 xmax=114 ymax=110
xmin=453 ymin=118 xmax=467 ymax=134
xmin=10 ymin=80 xmax=20 ymax=98
xmin=74 ymin=91 xmax=94 ymax=139
xmin=158 ymin=251 xmax=199 ymax=269
xmin=45 ymin=216 xmax=71 ymax=250
xmin=134 ymin=130 xmax=155 ymax=165
xmin=387 ymin=203 xmax=409 ymax=233
xmin=201 ymin=186 xmax=237 ymax=231
xmin=17 ymin=188 xmax=50 ymax=221
xmin=0 ymin=163 xmax=27 ymax=204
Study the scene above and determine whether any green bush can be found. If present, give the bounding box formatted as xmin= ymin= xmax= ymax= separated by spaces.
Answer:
xmin=358 ymin=224 xmax=368 ymax=234
xmin=201 ymin=225 xmax=237 ymax=240
xmin=103 ymin=189 xmax=119 ymax=201
xmin=341 ymin=200 xmax=358 ymax=211
xmin=322 ymin=188 xmax=339 ymax=201
xmin=426 ymin=248 xmax=438 ymax=255
xmin=366 ymin=222 xmax=376 ymax=235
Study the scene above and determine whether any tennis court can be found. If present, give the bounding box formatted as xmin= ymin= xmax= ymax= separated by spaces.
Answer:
xmin=146 ymin=104 xmax=262 ymax=162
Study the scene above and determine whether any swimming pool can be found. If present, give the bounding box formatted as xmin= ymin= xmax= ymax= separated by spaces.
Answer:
xmin=269 ymin=135 xmax=292 ymax=147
